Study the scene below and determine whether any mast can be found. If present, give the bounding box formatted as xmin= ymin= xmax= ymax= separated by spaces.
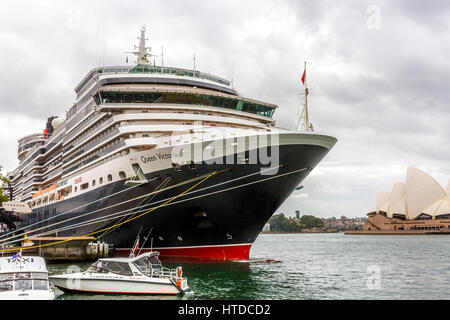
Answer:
xmin=193 ymin=49 xmax=196 ymax=73
xmin=136 ymin=26 xmax=151 ymax=64
xmin=125 ymin=26 xmax=152 ymax=65
xmin=297 ymin=61 xmax=313 ymax=132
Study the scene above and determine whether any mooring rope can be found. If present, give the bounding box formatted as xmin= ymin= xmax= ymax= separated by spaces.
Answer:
xmin=0 ymin=179 xmax=146 ymax=240
xmin=0 ymin=170 xmax=218 ymax=253
xmin=97 ymin=176 xmax=173 ymax=239
xmin=29 ymin=165 xmax=308 ymax=241
xmin=0 ymin=171 xmax=222 ymax=244
xmin=0 ymin=165 xmax=284 ymax=246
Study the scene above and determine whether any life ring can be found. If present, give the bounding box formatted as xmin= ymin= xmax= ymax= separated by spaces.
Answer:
xmin=177 ymin=266 xmax=182 ymax=278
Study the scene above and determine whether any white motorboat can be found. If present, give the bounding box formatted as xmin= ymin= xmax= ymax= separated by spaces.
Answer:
xmin=49 ymin=252 xmax=188 ymax=295
xmin=0 ymin=253 xmax=56 ymax=300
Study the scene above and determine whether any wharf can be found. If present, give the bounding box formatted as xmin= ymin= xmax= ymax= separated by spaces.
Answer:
xmin=344 ymin=230 xmax=450 ymax=235
xmin=1 ymin=237 xmax=113 ymax=262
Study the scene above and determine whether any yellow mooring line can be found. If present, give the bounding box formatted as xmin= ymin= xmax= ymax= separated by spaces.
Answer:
xmin=0 ymin=170 xmax=218 ymax=253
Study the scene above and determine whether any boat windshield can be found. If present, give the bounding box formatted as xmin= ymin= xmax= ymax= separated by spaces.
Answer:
xmin=87 ymin=260 xmax=134 ymax=276
xmin=0 ymin=272 xmax=49 ymax=291
xmin=133 ymin=255 xmax=163 ymax=277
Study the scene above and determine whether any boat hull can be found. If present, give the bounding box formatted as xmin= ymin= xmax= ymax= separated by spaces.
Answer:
xmin=18 ymin=133 xmax=336 ymax=260
xmin=0 ymin=290 xmax=56 ymax=300
xmin=50 ymin=275 xmax=183 ymax=295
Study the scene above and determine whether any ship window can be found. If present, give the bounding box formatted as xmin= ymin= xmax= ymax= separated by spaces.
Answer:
xmin=74 ymin=186 xmax=77 ymax=192
xmin=119 ymin=171 xmax=126 ymax=179
xmin=33 ymin=278 xmax=49 ymax=290
xmin=99 ymin=177 xmax=103 ymax=184
xmin=14 ymin=273 xmax=32 ymax=291
xmin=98 ymin=91 xmax=276 ymax=118
xmin=0 ymin=281 xmax=13 ymax=292
xmin=104 ymin=261 xmax=133 ymax=276
xmin=81 ymin=183 xmax=89 ymax=190
xmin=92 ymin=180 xmax=96 ymax=187
xmin=107 ymin=174 xmax=113 ymax=182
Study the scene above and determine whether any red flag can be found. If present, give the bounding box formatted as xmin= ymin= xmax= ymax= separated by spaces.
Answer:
xmin=301 ymin=69 xmax=306 ymax=85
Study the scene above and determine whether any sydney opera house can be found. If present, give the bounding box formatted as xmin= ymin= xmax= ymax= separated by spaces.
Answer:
xmin=358 ymin=167 xmax=450 ymax=234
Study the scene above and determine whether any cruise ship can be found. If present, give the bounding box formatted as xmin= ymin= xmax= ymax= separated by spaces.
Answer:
xmin=4 ymin=27 xmax=337 ymax=260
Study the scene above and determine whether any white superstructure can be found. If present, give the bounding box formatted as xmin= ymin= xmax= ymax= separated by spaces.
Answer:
xmin=9 ymin=27 xmax=281 ymax=211
xmin=0 ymin=255 xmax=56 ymax=300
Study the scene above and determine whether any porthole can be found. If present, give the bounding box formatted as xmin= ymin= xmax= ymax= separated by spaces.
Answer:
xmin=159 ymin=236 xmax=164 ymax=241
xmin=177 ymin=236 xmax=183 ymax=241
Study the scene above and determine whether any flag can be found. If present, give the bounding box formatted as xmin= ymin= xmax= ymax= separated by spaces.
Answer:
xmin=301 ymin=68 xmax=306 ymax=85
xmin=12 ymin=250 xmax=22 ymax=262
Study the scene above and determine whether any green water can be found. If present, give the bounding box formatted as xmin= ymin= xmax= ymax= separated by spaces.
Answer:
xmin=49 ymin=233 xmax=450 ymax=300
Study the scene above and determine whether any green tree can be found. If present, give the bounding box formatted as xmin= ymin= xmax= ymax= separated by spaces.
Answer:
xmin=269 ymin=213 xmax=303 ymax=232
xmin=300 ymin=215 xmax=324 ymax=229
xmin=269 ymin=213 xmax=286 ymax=232
xmin=0 ymin=165 xmax=11 ymax=205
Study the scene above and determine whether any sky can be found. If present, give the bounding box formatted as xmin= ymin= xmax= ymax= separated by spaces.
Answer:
xmin=0 ymin=0 xmax=449 ymax=218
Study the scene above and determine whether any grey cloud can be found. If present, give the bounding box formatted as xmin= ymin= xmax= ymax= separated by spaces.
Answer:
xmin=1 ymin=0 xmax=449 ymax=217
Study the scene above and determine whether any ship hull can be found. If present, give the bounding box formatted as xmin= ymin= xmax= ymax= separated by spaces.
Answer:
xmin=17 ymin=135 xmax=335 ymax=260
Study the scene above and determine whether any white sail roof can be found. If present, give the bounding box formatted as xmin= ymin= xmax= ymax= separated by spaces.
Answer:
xmin=423 ymin=198 xmax=443 ymax=216
xmin=388 ymin=182 xmax=407 ymax=218
xmin=405 ymin=167 xmax=446 ymax=220
xmin=432 ymin=179 xmax=450 ymax=216
xmin=376 ymin=192 xmax=391 ymax=213
xmin=446 ymin=179 xmax=450 ymax=208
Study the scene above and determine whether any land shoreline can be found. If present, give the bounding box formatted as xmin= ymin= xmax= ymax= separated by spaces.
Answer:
xmin=261 ymin=230 xmax=339 ymax=234
xmin=345 ymin=230 xmax=450 ymax=235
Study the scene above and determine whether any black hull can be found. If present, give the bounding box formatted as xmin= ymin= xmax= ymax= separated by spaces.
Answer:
xmin=17 ymin=143 xmax=331 ymax=260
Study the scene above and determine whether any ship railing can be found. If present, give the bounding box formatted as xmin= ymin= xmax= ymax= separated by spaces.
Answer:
xmin=146 ymin=267 xmax=177 ymax=279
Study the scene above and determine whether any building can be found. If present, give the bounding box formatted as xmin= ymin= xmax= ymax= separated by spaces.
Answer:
xmin=354 ymin=167 xmax=450 ymax=234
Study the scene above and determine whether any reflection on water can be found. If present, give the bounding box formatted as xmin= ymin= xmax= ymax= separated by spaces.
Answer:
xmin=47 ymin=233 xmax=450 ymax=300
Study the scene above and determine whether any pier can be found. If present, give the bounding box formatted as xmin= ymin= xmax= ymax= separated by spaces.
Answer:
xmin=1 ymin=236 xmax=113 ymax=262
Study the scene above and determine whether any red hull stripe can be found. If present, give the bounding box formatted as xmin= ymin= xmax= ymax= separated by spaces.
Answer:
xmin=116 ymin=244 xmax=252 ymax=260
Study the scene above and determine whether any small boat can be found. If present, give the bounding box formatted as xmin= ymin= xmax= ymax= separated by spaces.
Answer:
xmin=49 ymin=252 xmax=189 ymax=295
xmin=0 ymin=252 xmax=56 ymax=300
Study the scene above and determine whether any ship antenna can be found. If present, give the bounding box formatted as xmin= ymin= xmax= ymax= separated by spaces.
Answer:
xmin=231 ymin=52 xmax=234 ymax=89
xmin=193 ymin=48 xmax=196 ymax=73
xmin=137 ymin=227 xmax=153 ymax=256
xmin=124 ymin=25 xmax=151 ymax=65
xmin=129 ymin=226 xmax=143 ymax=258
xmin=161 ymin=46 xmax=164 ymax=72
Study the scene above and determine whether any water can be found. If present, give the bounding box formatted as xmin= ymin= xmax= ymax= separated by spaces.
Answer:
xmin=49 ymin=233 xmax=450 ymax=300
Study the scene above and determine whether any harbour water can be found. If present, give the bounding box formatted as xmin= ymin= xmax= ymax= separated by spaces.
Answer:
xmin=49 ymin=233 xmax=450 ymax=300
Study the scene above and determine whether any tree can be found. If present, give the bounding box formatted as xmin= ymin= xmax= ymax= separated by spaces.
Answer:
xmin=300 ymin=215 xmax=324 ymax=229
xmin=269 ymin=213 xmax=286 ymax=232
xmin=269 ymin=213 xmax=303 ymax=232
xmin=0 ymin=165 xmax=11 ymax=205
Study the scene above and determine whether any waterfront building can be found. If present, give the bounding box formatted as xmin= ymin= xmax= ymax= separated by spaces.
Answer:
xmin=359 ymin=167 xmax=450 ymax=233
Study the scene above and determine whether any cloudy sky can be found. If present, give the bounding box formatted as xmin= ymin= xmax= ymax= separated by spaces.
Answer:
xmin=0 ymin=0 xmax=449 ymax=218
